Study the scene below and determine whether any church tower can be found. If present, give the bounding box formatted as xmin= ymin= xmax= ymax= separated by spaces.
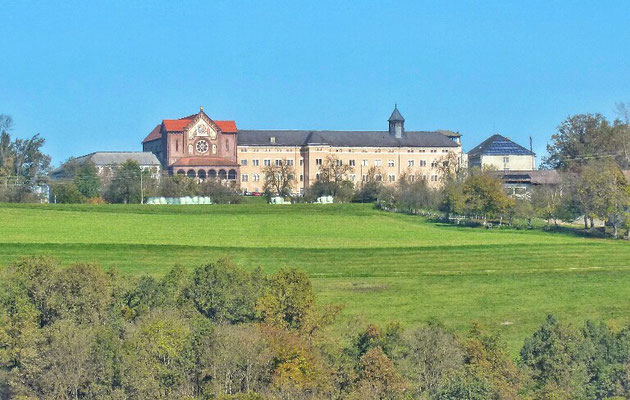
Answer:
xmin=388 ymin=105 xmax=405 ymax=138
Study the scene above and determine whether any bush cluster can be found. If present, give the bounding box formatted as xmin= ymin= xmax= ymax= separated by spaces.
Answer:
xmin=2 ymin=257 xmax=630 ymax=399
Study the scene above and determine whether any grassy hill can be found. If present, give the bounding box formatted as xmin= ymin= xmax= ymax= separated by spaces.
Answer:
xmin=2 ymin=202 xmax=630 ymax=352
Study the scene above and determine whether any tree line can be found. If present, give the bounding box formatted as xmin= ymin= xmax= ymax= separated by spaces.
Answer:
xmin=51 ymin=159 xmax=242 ymax=205
xmin=2 ymin=256 xmax=630 ymax=399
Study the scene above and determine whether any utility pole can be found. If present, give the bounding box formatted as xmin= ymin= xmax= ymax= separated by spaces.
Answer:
xmin=140 ymin=169 xmax=144 ymax=204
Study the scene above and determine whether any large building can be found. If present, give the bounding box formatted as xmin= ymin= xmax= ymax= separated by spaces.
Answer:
xmin=141 ymin=106 xmax=463 ymax=194
xmin=467 ymin=134 xmax=536 ymax=171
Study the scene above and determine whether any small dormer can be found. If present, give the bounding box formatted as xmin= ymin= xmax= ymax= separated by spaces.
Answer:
xmin=388 ymin=105 xmax=405 ymax=138
xmin=270 ymin=136 xmax=276 ymax=144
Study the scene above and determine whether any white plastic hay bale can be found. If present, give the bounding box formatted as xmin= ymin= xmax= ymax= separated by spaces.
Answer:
xmin=191 ymin=196 xmax=199 ymax=204
xmin=159 ymin=197 xmax=167 ymax=204
xmin=165 ymin=197 xmax=174 ymax=205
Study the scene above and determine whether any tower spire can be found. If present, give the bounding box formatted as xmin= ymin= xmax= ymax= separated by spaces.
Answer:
xmin=388 ymin=105 xmax=405 ymax=138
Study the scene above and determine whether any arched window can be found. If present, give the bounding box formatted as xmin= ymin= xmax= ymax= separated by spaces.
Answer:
xmin=209 ymin=169 xmax=217 ymax=179
xmin=198 ymin=170 xmax=207 ymax=180
xmin=212 ymin=144 xmax=217 ymax=154
xmin=218 ymin=169 xmax=227 ymax=180
xmin=228 ymin=169 xmax=237 ymax=180
xmin=187 ymin=169 xmax=196 ymax=178
xmin=177 ymin=169 xmax=185 ymax=175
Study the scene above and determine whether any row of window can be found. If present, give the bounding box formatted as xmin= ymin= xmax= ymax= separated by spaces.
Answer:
xmin=240 ymin=158 xmax=445 ymax=168
xmin=241 ymin=173 xmax=440 ymax=183
xmin=240 ymin=147 xmax=452 ymax=154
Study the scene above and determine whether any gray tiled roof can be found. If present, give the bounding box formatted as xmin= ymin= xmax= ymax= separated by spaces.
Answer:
xmin=75 ymin=152 xmax=162 ymax=166
xmin=237 ymin=130 xmax=460 ymax=148
xmin=468 ymin=134 xmax=535 ymax=157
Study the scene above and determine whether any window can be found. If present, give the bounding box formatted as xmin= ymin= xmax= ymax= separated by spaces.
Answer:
xmin=419 ymin=160 xmax=427 ymax=167
xmin=430 ymin=149 xmax=437 ymax=153
xmin=315 ymin=158 xmax=323 ymax=166
xmin=431 ymin=175 xmax=438 ymax=182
xmin=361 ymin=159 xmax=368 ymax=166
xmin=408 ymin=149 xmax=415 ymax=153
xmin=375 ymin=149 xmax=381 ymax=153
xmin=252 ymin=159 xmax=259 ymax=166
xmin=349 ymin=174 xmax=356 ymax=181
xmin=388 ymin=174 xmax=396 ymax=182
xmin=299 ymin=174 xmax=304 ymax=182
xmin=241 ymin=174 xmax=249 ymax=182
xmin=263 ymin=159 xmax=271 ymax=166
xmin=275 ymin=159 xmax=282 ymax=166
xmin=362 ymin=174 xmax=367 ymax=182
xmin=315 ymin=173 xmax=321 ymax=180
xmin=503 ymin=156 xmax=510 ymax=163
xmin=408 ymin=160 xmax=415 ymax=167
xmin=240 ymin=148 xmax=247 ymax=152
xmin=388 ymin=160 xmax=395 ymax=167
xmin=419 ymin=149 xmax=426 ymax=153
xmin=376 ymin=174 xmax=383 ymax=182
xmin=270 ymin=137 xmax=276 ymax=143
xmin=375 ymin=159 xmax=382 ymax=167
xmin=176 ymin=140 xmax=179 ymax=152
xmin=349 ymin=159 xmax=356 ymax=166
xmin=253 ymin=174 xmax=260 ymax=182
xmin=240 ymin=159 xmax=248 ymax=166
xmin=286 ymin=159 xmax=294 ymax=166
xmin=336 ymin=159 xmax=342 ymax=166
xmin=409 ymin=175 xmax=415 ymax=182
xmin=299 ymin=159 xmax=304 ymax=166
xmin=442 ymin=149 xmax=449 ymax=153
xmin=431 ymin=160 xmax=438 ymax=168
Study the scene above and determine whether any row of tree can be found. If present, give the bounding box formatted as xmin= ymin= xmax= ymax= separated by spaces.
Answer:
xmin=2 ymin=256 xmax=630 ymax=399
xmin=51 ymin=160 xmax=243 ymax=204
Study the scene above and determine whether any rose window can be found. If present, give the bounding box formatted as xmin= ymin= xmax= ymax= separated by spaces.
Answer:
xmin=196 ymin=140 xmax=209 ymax=154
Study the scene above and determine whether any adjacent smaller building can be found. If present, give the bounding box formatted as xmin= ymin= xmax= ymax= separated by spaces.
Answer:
xmin=468 ymin=134 xmax=535 ymax=171
xmin=51 ymin=152 xmax=161 ymax=181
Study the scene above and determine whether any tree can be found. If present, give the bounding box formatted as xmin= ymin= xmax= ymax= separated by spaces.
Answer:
xmin=187 ymin=259 xmax=264 ymax=324
xmin=74 ymin=161 xmax=100 ymax=199
xmin=352 ymin=346 xmax=406 ymax=400
xmin=353 ymin=166 xmax=383 ymax=203
xmin=255 ymin=269 xmax=316 ymax=332
xmin=159 ymin=174 xmax=198 ymax=197
xmin=0 ymin=116 xmax=51 ymax=202
xmin=199 ymin=179 xmax=242 ymax=204
xmin=104 ymin=160 xmax=143 ymax=203
xmin=307 ymin=155 xmax=356 ymax=202
xmin=531 ymin=184 xmax=564 ymax=227
xmin=543 ymin=113 xmax=612 ymax=170
xmin=262 ymin=159 xmax=295 ymax=196
xmin=576 ymin=160 xmax=630 ymax=237
xmin=461 ymin=169 xmax=513 ymax=224
xmin=403 ymin=324 xmax=464 ymax=396
xmin=50 ymin=182 xmax=85 ymax=204
xmin=520 ymin=315 xmax=588 ymax=398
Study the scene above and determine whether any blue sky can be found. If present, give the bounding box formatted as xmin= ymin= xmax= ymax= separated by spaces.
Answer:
xmin=1 ymin=1 xmax=629 ymax=166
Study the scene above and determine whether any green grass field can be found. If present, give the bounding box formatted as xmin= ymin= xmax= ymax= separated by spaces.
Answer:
xmin=2 ymin=202 xmax=630 ymax=352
